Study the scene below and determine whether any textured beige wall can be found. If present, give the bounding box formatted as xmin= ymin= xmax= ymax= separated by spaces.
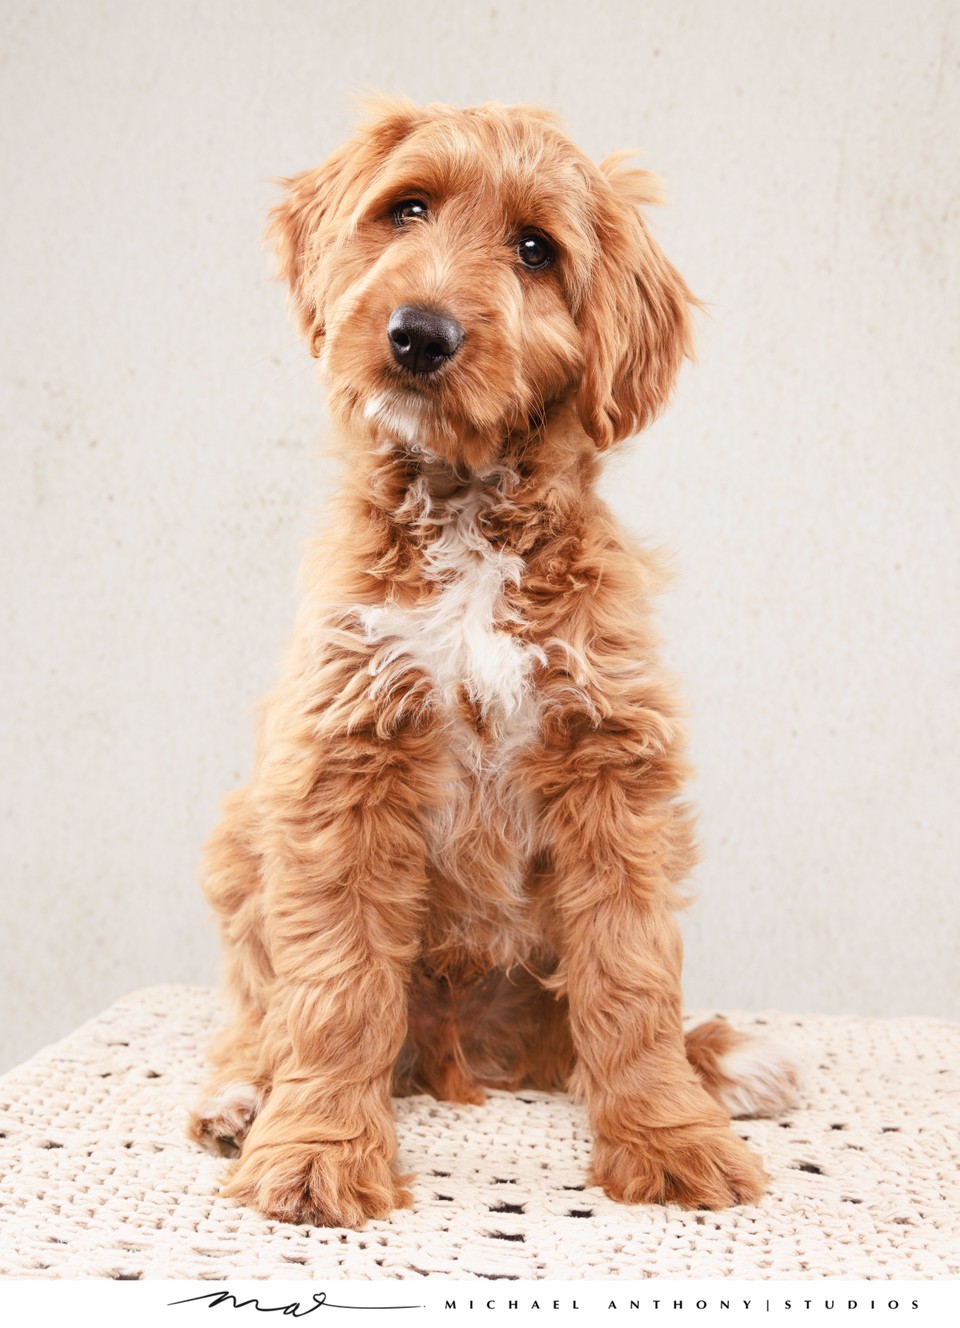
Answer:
xmin=2 ymin=0 xmax=958 ymax=1070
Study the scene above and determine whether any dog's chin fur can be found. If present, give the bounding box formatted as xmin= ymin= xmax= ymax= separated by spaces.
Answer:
xmin=356 ymin=387 xmax=501 ymax=472
xmin=190 ymin=98 xmax=797 ymax=1227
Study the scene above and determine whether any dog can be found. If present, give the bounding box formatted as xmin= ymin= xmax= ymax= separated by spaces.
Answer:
xmin=189 ymin=98 xmax=797 ymax=1227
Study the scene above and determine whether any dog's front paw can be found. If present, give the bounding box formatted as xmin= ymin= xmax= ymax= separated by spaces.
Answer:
xmin=592 ymin=1123 xmax=768 ymax=1209
xmin=221 ymin=1135 xmax=411 ymax=1227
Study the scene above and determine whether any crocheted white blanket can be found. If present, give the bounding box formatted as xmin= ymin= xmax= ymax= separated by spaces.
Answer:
xmin=0 ymin=986 xmax=957 ymax=1280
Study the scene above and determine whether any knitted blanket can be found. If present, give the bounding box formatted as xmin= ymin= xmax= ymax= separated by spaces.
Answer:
xmin=0 ymin=986 xmax=956 ymax=1279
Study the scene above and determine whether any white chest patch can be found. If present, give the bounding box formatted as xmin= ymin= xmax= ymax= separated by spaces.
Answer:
xmin=358 ymin=476 xmax=544 ymax=719
xmin=353 ymin=465 xmax=543 ymax=945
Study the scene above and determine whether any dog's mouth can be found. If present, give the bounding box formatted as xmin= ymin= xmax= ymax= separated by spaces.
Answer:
xmin=329 ymin=302 xmax=526 ymax=467
xmin=381 ymin=358 xmax=452 ymax=395
xmin=362 ymin=387 xmax=443 ymax=450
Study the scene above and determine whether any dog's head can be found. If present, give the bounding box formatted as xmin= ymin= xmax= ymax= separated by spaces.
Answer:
xmin=269 ymin=98 xmax=696 ymax=468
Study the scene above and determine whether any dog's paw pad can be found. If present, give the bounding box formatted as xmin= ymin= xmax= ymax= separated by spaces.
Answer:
xmin=189 ymin=1081 xmax=263 ymax=1156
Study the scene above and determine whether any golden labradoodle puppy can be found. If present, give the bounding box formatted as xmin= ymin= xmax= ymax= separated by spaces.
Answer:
xmin=190 ymin=98 xmax=797 ymax=1227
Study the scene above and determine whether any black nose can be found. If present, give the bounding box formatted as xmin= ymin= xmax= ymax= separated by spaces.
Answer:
xmin=387 ymin=305 xmax=464 ymax=375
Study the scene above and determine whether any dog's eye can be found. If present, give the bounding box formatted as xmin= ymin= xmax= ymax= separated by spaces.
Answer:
xmin=517 ymin=233 xmax=554 ymax=270
xmin=392 ymin=199 xmax=428 ymax=226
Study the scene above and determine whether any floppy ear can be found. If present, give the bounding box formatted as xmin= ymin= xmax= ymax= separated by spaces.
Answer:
xmin=266 ymin=147 xmax=357 ymax=354
xmin=266 ymin=98 xmax=423 ymax=356
xmin=577 ymin=157 xmax=698 ymax=449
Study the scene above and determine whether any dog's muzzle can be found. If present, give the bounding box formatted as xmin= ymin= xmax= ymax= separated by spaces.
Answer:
xmin=387 ymin=305 xmax=464 ymax=376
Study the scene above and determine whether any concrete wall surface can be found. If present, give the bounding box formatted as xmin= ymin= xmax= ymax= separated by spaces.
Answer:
xmin=1 ymin=0 xmax=958 ymax=1070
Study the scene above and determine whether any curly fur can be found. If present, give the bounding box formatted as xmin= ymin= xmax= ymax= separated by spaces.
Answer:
xmin=188 ymin=97 xmax=797 ymax=1226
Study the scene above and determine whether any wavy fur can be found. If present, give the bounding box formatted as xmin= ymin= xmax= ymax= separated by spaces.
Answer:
xmin=189 ymin=100 xmax=795 ymax=1226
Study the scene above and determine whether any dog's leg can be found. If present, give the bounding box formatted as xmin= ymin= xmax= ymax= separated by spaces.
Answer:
xmin=219 ymin=727 xmax=439 ymax=1228
xmin=190 ymin=787 xmax=274 ymax=1154
xmin=489 ymin=970 xmax=575 ymax=1092
xmin=534 ymin=742 xmax=769 ymax=1209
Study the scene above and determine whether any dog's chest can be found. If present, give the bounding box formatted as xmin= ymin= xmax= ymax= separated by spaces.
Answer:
xmin=358 ymin=481 xmax=542 ymax=950
xmin=359 ymin=482 xmax=540 ymax=717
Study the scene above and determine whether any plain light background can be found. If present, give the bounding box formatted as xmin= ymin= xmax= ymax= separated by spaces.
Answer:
xmin=1 ymin=0 xmax=958 ymax=1072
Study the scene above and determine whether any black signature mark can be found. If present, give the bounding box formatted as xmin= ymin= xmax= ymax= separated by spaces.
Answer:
xmin=169 ymin=1290 xmax=423 ymax=1315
